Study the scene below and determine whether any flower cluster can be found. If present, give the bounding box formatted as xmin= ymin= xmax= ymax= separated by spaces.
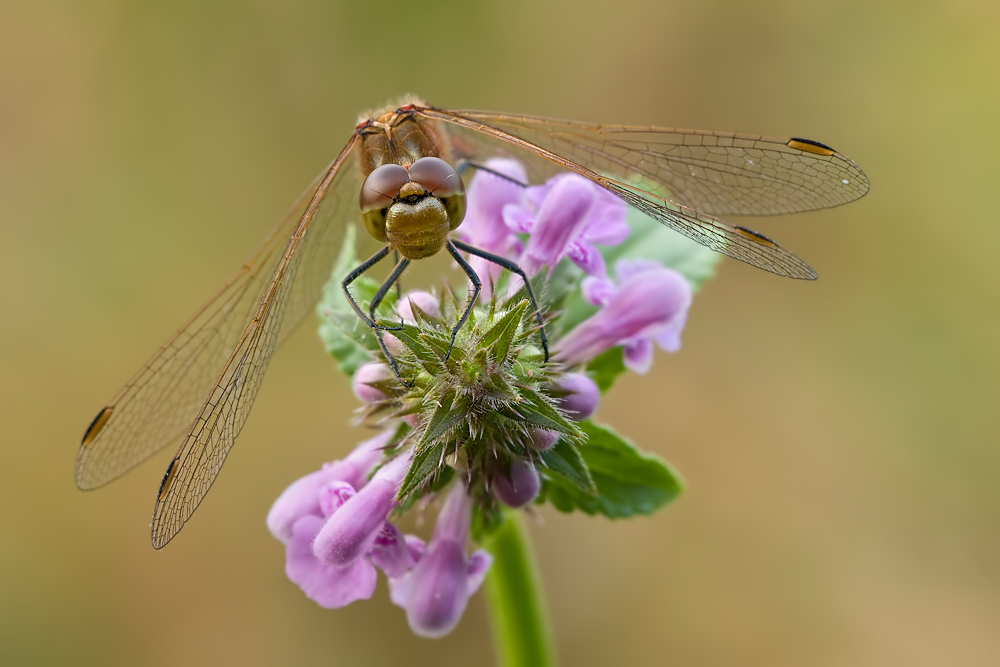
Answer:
xmin=272 ymin=157 xmax=708 ymax=638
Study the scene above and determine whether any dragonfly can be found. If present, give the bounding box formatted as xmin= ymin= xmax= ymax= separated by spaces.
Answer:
xmin=76 ymin=99 xmax=869 ymax=549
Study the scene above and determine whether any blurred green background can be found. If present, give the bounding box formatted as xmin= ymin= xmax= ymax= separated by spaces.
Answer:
xmin=2 ymin=0 xmax=998 ymax=665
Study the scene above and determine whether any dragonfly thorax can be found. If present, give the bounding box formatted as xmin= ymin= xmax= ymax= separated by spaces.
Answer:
xmin=359 ymin=157 xmax=467 ymax=260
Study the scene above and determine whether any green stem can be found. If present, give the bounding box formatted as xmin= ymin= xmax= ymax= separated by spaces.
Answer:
xmin=482 ymin=509 xmax=556 ymax=667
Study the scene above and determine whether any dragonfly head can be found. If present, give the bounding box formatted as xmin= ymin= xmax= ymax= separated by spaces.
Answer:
xmin=360 ymin=157 xmax=466 ymax=260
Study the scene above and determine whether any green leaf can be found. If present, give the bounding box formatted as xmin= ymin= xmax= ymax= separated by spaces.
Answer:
xmin=585 ymin=347 xmax=626 ymax=393
xmin=539 ymin=438 xmax=595 ymax=495
xmin=543 ymin=420 xmax=683 ymax=518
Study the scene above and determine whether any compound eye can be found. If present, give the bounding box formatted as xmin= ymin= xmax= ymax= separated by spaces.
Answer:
xmin=360 ymin=163 xmax=409 ymax=212
xmin=408 ymin=157 xmax=464 ymax=198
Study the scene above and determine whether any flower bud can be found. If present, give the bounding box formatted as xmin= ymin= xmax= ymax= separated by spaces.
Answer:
xmin=352 ymin=362 xmax=393 ymax=403
xmin=396 ymin=290 xmax=440 ymax=322
xmin=528 ymin=428 xmax=560 ymax=451
xmin=556 ymin=372 xmax=599 ymax=420
xmin=493 ymin=459 xmax=541 ymax=508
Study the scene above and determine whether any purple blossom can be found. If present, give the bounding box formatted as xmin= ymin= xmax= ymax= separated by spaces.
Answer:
xmin=389 ymin=482 xmax=492 ymax=638
xmin=274 ymin=445 xmax=420 ymax=609
xmin=266 ymin=429 xmax=391 ymax=544
xmin=503 ymin=172 xmax=628 ymax=277
xmin=555 ymin=259 xmax=691 ymax=373
xmin=455 ymin=158 xmax=529 ymax=292
xmin=312 ymin=449 xmax=413 ymax=568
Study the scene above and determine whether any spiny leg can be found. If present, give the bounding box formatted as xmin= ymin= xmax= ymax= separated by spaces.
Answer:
xmin=342 ymin=245 xmax=392 ymax=329
xmin=393 ymin=250 xmax=402 ymax=299
xmin=369 ymin=257 xmax=411 ymax=381
xmin=444 ymin=240 xmax=482 ymax=360
xmin=451 ymin=238 xmax=549 ymax=362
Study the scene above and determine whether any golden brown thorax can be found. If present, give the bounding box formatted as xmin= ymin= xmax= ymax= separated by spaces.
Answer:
xmin=356 ymin=104 xmax=466 ymax=260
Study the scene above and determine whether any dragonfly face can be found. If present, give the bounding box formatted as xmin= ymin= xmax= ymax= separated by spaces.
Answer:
xmin=77 ymin=97 xmax=869 ymax=549
xmin=358 ymin=157 xmax=467 ymax=260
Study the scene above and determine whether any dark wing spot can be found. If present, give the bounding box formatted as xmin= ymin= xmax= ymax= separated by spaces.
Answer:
xmin=81 ymin=407 xmax=113 ymax=447
xmin=787 ymin=138 xmax=836 ymax=156
xmin=734 ymin=226 xmax=779 ymax=248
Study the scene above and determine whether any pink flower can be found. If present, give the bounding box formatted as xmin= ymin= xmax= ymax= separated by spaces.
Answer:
xmin=266 ymin=430 xmax=391 ymax=544
xmin=274 ymin=447 xmax=419 ymax=610
xmin=389 ymin=483 xmax=493 ymax=638
xmin=554 ymin=259 xmax=691 ymax=372
xmin=395 ymin=290 xmax=440 ymax=322
xmin=503 ymin=173 xmax=628 ymax=277
xmin=312 ymin=449 xmax=413 ymax=568
xmin=456 ymin=158 xmax=529 ymax=293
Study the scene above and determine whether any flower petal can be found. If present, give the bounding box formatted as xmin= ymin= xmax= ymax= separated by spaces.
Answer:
xmin=285 ymin=515 xmax=376 ymax=609
xmin=465 ymin=549 xmax=493 ymax=595
xmin=623 ymin=337 xmax=654 ymax=375
xmin=581 ymin=275 xmax=617 ymax=307
xmin=368 ymin=521 xmax=411 ymax=578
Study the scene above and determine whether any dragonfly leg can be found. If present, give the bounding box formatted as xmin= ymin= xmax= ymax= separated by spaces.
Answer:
xmin=393 ymin=250 xmax=402 ymax=299
xmin=444 ymin=240 xmax=482 ymax=361
xmin=369 ymin=257 xmax=411 ymax=382
xmin=450 ymin=239 xmax=549 ymax=362
xmin=342 ymin=245 xmax=391 ymax=329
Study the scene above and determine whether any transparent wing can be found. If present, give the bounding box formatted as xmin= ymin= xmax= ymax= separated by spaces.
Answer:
xmin=148 ymin=136 xmax=360 ymax=548
xmin=76 ymin=174 xmax=321 ymax=491
xmin=421 ymin=107 xmax=830 ymax=279
xmin=436 ymin=109 xmax=868 ymax=216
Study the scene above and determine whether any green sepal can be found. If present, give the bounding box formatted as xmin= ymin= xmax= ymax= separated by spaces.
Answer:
xmin=544 ymin=420 xmax=684 ymax=518
xmin=506 ymin=387 xmax=582 ymax=436
xmin=417 ymin=390 xmax=473 ymax=447
xmin=390 ymin=324 xmax=446 ymax=374
xmin=480 ymin=299 xmax=529 ymax=362
xmin=397 ymin=441 xmax=445 ymax=501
